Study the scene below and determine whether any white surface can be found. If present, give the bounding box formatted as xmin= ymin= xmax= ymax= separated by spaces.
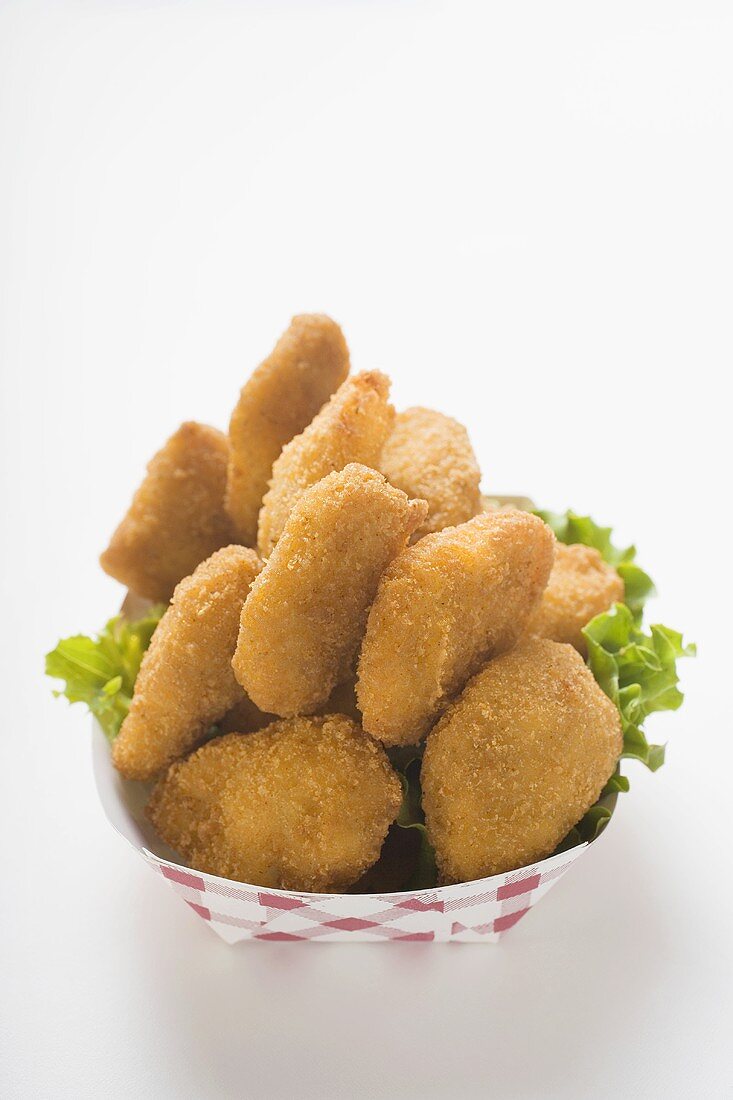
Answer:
xmin=1 ymin=2 xmax=730 ymax=1097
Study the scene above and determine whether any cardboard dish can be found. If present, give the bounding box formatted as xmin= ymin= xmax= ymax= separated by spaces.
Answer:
xmin=93 ymin=722 xmax=615 ymax=943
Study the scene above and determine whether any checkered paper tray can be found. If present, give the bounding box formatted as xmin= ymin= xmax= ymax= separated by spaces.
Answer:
xmin=93 ymin=721 xmax=610 ymax=943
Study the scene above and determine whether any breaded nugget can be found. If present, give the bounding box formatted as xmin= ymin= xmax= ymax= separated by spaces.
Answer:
xmin=257 ymin=371 xmax=395 ymax=558
xmin=234 ymin=464 xmax=427 ymax=716
xmin=225 ymin=315 xmax=350 ymax=546
xmin=100 ymin=422 xmax=233 ymax=602
xmin=380 ymin=407 xmax=481 ymax=538
xmin=112 ymin=546 xmax=262 ymax=780
xmin=357 ymin=510 xmax=555 ymax=746
xmin=146 ymin=715 xmax=403 ymax=891
xmin=421 ymin=639 xmax=623 ymax=882
xmin=524 ymin=543 xmax=624 ymax=655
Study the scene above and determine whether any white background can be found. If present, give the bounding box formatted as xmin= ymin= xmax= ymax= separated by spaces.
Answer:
xmin=1 ymin=2 xmax=731 ymax=1097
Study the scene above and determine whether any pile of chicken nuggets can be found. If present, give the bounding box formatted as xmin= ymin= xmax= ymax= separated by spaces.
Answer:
xmin=102 ymin=314 xmax=624 ymax=893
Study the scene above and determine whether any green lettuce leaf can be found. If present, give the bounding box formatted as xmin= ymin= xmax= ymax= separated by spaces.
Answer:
xmin=532 ymin=512 xmax=694 ymax=852
xmin=393 ymin=752 xmax=438 ymax=890
xmin=46 ymin=606 xmax=165 ymax=741
xmin=556 ymin=767 xmax=630 ymax=852
xmin=534 ymin=509 xmax=633 ymax=565
xmin=534 ymin=508 xmax=655 ymax=621
xmin=583 ymin=602 xmax=695 ymax=771
xmin=555 ymin=599 xmax=694 ymax=853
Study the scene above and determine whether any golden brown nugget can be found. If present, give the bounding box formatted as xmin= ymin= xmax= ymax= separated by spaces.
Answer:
xmin=225 ymin=314 xmax=349 ymax=546
xmin=380 ymin=407 xmax=481 ymax=539
xmin=525 ymin=543 xmax=624 ymax=655
xmin=257 ymin=371 xmax=395 ymax=557
xmin=146 ymin=716 xmax=403 ymax=892
xmin=234 ymin=464 xmax=427 ymax=716
xmin=422 ymin=639 xmax=623 ymax=882
xmin=357 ymin=510 xmax=555 ymax=746
xmin=113 ymin=546 xmax=262 ymax=780
xmin=100 ymin=422 xmax=234 ymax=603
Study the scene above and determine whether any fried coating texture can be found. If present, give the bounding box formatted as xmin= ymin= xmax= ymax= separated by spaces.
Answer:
xmin=524 ymin=543 xmax=625 ymax=655
xmin=146 ymin=716 xmax=403 ymax=892
xmin=421 ymin=639 xmax=623 ymax=882
xmin=225 ymin=314 xmax=350 ymax=546
xmin=100 ymin=422 xmax=234 ymax=602
xmin=357 ymin=510 xmax=555 ymax=746
xmin=257 ymin=371 xmax=395 ymax=558
xmin=112 ymin=546 xmax=262 ymax=780
xmin=380 ymin=407 xmax=481 ymax=539
xmin=234 ymin=464 xmax=427 ymax=717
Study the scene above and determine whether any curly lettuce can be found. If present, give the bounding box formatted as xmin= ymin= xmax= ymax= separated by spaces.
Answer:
xmin=45 ymin=607 xmax=165 ymax=741
xmin=535 ymin=508 xmax=655 ymax=621
xmin=533 ymin=509 xmax=693 ymax=848
xmin=583 ymin=602 xmax=695 ymax=772
xmin=563 ymin=603 xmax=694 ymax=847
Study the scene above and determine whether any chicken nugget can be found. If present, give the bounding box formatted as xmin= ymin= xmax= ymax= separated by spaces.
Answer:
xmin=421 ymin=638 xmax=623 ymax=882
xmin=146 ymin=715 xmax=403 ymax=892
xmin=112 ymin=545 xmax=262 ymax=780
xmin=524 ymin=543 xmax=624 ymax=655
xmin=257 ymin=371 xmax=395 ymax=558
xmin=357 ymin=510 xmax=555 ymax=746
xmin=380 ymin=407 xmax=481 ymax=539
xmin=225 ymin=314 xmax=350 ymax=546
xmin=234 ymin=464 xmax=427 ymax=716
xmin=100 ymin=422 xmax=233 ymax=602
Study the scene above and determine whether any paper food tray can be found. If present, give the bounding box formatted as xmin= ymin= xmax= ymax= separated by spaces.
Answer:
xmin=93 ymin=721 xmax=614 ymax=943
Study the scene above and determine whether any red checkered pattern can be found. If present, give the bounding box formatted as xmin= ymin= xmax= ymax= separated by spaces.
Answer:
xmin=139 ymin=847 xmax=587 ymax=943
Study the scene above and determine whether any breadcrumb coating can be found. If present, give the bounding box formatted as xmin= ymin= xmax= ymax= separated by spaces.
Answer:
xmin=112 ymin=546 xmax=262 ymax=780
xmin=100 ymin=422 xmax=234 ymax=602
xmin=257 ymin=371 xmax=395 ymax=557
xmin=225 ymin=314 xmax=350 ymax=546
xmin=146 ymin=716 xmax=403 ymax=892
xmin=380 ymin=407 xmax=481 ymax=538
xmin=524 ymin=543 xmax=625 ymax=655
xmin=234 ymin=464 xmax=427 ymax=717
xmin=357 ymin=510 xmax=555 ymax=746
xmin=421 ymin=638 xmax=623 ymax=882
